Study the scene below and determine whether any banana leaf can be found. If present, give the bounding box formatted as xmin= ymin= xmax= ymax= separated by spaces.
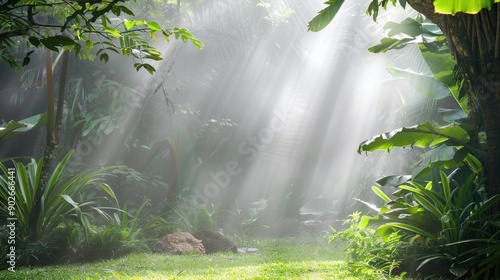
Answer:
xmin=0 ymin=113 xmax=47 ymax=142
xmin=358 ymin=121 xmax=470 ymax=153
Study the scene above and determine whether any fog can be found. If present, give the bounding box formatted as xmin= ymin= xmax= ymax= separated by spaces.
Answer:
xmin=1 ymin=0 xmax=430 ymax=229
xmin=134 ymin=1 xmax=427 ymax=216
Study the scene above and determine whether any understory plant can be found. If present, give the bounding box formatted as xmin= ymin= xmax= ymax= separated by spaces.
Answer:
xmin=0 ymin=150 xmax=121 ymax=267
xmin=59 ymin=199 xmax=176 ymax=262
xmin=344 ymin=9 xmax=500 ymax=278
xmin=358 ymin=159 xmax=500 ymax=279
xmin=327 ymin=211 xmax=405 ymax=278
xmin=165 ymin=196 xmax=218 ymax=232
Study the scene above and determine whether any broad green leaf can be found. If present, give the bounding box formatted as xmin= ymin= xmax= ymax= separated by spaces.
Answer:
xmin=134 ymin=63 xmax=156 ymax=74
xmin=372 ymin=186 xmax=392 ymax=203
xmin=48 ymin=35 xmax=78 ymax=46
xmin=307 ymin=0 xmax=345 ymax=32
xmin=387 ymin=67 xmax=451 ymax=100
xmin=358 ymin=121 xmax=470 ymax=153
xmin=376 ymin=175 xmax=412 ymax=187
xmin=85 ymin=39 xmax=93 ymax=51
xmin=368 ymin=37 xmax=414 ymax=53
xmin=438 ymin=108 xmax=467 ymax=122
xmin=434 ymin=0 xmax=499 ymax=15
xmin=412 ymin=145 xmax=462 ymax=178
xmin=104 ymin=27 xmax=122 ymax=38
xmin=384 ymin=18 xmax=422 ymax=37
xmin=359 ymin=214 xmax=380 ymax=229
xmin=377 ymin=222 xmax=439 ymax=241
xmin=124 ymin=19 xmax=135 ymax=30
xmin=99 ymin=53 xmax=109 ymax=63
xmin=449 ymin=267 xmax=468 ymax=277
xmin=0 ymin=113 xmax=47 ymax=142
xmin=419 ymin=39 xmax=469 ymax=114
xmin=421 ymin=23 xmax=443 ymax=36
xmin=358 ymin=122 xmax=470 ymax=153
xmin=142 ymin=64 xmax=156 ymax=75
xmin=40 ymin=39 xmax=59 ymax=52
xmin=28 ymin=37 xmax=40 ymax=47
xmin=118 ymin=5 xmax=134 ymax=16
xmin=147 ymin=21 xmax=162 ymax=31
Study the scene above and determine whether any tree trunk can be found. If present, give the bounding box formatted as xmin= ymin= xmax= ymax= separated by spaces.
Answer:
xmin=28 ymin=51 xmax=69 ymax=240
xmin=409 ymin=1 xmax=500 ymax=197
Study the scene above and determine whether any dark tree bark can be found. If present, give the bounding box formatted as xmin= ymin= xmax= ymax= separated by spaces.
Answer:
xmin=28 ymin=51 xmax=69 ymax=240
xmin=409 ymin=1 xmax=500 ymax=197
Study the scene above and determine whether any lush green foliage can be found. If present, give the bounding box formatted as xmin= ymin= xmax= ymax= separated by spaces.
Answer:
xmin=0 ymin=150 xmax=117 ymax=238
xmin=352 ymin=19 xmax=500 ymax=277
xmin=0 ymin=0 xmax=202 ymax=73
xmin=165 ymin=196 xmax=218 ymax=232
xmin=0 ymin=114 xmax=46 ymax=143
xmin=359 ymin=164 xmax=500 ymax=278
xmin=310 ymin=3 xmax=500 ymax=278
xmin=58 ymin=199 xmax=175 ymax=263
xmin=327 ymin=212 xmax=405 ymax=277
xmin=0 ymin=150 xmax=121 ymax=266
xmin=308 ymin=0 xmax=498 ymax=32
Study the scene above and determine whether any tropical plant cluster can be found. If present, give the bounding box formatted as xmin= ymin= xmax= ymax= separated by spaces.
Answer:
xmin=313 ymin=1 xmax=500 ymax=279
xmin=0 ymin=147 xmax=274 ymax=268
xmin=2 ymin=0 xmax=500 ymax=279
xmin=0 ymin=0 xmax=211 ymax=270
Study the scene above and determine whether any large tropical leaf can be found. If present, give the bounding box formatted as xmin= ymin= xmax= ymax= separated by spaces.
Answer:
xmin=358 ymin=121 xmax=470 ymax=153
xmin=376 ymin=175 xmax=412 ymax=187
xmin=434 ymin=0 xmax=500 ymax=15
xmin=307 ymin=0 xmax=345 ymax=32
xmin=0 ymin=113 xmax=47 ymax=142
xmin=411 ymin=145 xmax=462 ymax=178
xmin=386 ymin=67 xmax=451 ymax=100
xmin=418 ymin=38 xmax=469 ymax=114
xmin=368 ymin=37 xmax=414 ymax=53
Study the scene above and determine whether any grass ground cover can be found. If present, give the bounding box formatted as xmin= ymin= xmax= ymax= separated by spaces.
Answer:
xmin=1 ymin=236 xmax=396 ymax=279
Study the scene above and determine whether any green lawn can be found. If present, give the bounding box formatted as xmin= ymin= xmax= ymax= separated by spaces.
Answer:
xmin=1 ymin=237 xmax=396 ymax=279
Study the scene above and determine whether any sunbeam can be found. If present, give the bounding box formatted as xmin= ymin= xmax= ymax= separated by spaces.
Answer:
xmin=126 ymin=0 xmax=429 ymax=229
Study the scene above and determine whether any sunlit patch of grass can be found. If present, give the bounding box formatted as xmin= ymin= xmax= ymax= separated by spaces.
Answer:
xmin=2 ymin=237 xmax=396 ymax=279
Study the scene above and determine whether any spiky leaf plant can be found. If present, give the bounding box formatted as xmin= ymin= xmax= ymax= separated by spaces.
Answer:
xmin=0 ymin=150 xmax=120 ymax=266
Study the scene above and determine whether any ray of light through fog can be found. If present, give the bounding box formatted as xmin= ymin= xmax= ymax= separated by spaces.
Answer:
xmin=124 ymin=0 xmax=430 ymax=221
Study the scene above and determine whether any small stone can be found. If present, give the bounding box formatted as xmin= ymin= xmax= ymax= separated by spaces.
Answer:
xmin=237 ymin=248 xmax=259 ymax=254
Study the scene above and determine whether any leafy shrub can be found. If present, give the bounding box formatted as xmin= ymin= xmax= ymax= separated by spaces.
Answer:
xmin=108 ymin=199 xmax=177 ymax=247
xmin=165 ymin=197 xmax=217 ymax=232
xmin=220 ymin=199 xmax=270 ymax=238
xmin=359 ymin=162 xmax=500 ymax=279
xmin=0 ymin=151 xmax=120 ymax=267
xmin=327 ymin=212 xmax=405 ymax=277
